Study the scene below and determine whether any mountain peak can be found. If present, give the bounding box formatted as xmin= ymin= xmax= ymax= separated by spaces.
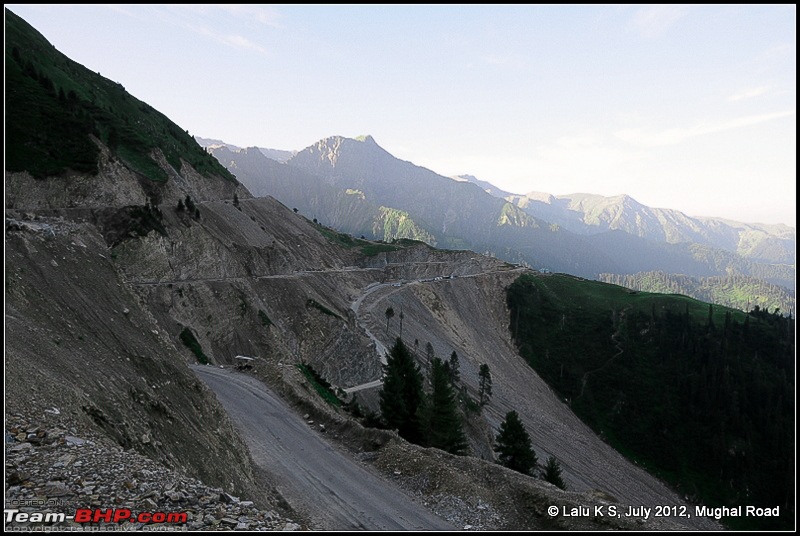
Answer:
xmin=311 ymin=134 xmax=382 ymax=152
xmin=290 ymin=134 xmax=391 ymax=172
xmin=613 ymin=193 xmax=638 ymax=205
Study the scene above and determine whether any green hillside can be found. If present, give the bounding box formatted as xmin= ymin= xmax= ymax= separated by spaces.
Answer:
xmin=5 ymin=8 xmax=233 ymax=183
xmin=507 ymin=273 xmax=794 ymax=530
xmin=599 ymin=271 xmax=795 ymax=315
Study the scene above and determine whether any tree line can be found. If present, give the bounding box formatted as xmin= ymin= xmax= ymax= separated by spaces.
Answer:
xmin=599 ymin=271 xmax=795 ymax=317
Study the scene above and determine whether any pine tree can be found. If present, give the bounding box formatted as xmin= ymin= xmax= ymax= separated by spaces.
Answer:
xmin=494 ymin=410 xmax=537 ymax=475
xmin=425 ymin=342 xmax=435 ymax=361
xmin=379 ymin=338 xmax=424 ymax=443
xmin=385 ymin=306 xmax=395 ymax=335
xmin=448 ymin=351 xmax=461 ymax=384
xmin=707 ymin=303 xmax=714 ymax=332
xmin=478 ymin=363 xmax=493 ymax=406
xmin=544 ymin=455 xmax=566 ymax=489
xmin=399 ymin=310 xmax=404 ymax=339
xmin=422 ymin=358 xmax=467 ymax=455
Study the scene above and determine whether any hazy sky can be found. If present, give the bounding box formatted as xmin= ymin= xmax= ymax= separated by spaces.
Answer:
xmin=7 ymin=5 xmax=797 ymax=226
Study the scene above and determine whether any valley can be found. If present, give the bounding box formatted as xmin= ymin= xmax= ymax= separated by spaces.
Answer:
xmin=5 ymin=8 xmax=793 ymax=531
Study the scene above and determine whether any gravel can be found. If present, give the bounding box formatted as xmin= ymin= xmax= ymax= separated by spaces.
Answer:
xmin=5 ymin=412 xmax=302 ymax=531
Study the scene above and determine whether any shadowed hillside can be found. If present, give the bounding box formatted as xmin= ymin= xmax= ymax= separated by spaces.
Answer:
xmin=6 ymin=7 xmax=789 ymax=531
xmin=507 ymin=274 xmax=794 ymax=530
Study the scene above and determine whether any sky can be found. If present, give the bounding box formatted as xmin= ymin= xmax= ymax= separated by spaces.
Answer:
xmin=6 ymin=5 xmax=797 ymax=226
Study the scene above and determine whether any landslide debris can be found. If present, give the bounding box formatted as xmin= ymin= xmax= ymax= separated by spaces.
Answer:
xmin=5 ymin=412 xmax=302 ymax=531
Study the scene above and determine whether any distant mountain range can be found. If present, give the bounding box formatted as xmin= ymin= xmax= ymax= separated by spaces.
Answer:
xmin=7 ymin=8 xmax=792 ymax=528
xmin=205 ymin=136 xmax=626 ymax=278
xmin=195 ymin=136 xmax=295 ymax=163
xmin=493 ymin=186 xmax=795 ymax=265
xmin=200 ymin=136 xmax=795 ymax=296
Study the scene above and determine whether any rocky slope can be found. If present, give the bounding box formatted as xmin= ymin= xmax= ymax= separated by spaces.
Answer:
xmin=5 ymin=188 xmax=720 ymax=530
xmin=5 ymin=412 xmax=301 ymax=531
xmin=5 ymin=213 xmax=270 ymax=503
xmin=5 ymin=9 xmax=734 ymax=529
xmin=5 ymin=141 xmax=249 ymax=212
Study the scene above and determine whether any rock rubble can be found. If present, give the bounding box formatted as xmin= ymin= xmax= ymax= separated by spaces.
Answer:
xmin=5 ymin=413 xmax=302 ymax=531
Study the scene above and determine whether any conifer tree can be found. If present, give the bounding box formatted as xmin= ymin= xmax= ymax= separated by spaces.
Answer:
xmin=544 ymin=455 xmax=566 ymax=489
xmin=399 ymin=310 xmax=404 ymax=339
xmin=385 ymin=306 xmax=395 ymax=335
xmin=422 ymin=358 xmax=467 ymax=455
xmin=425 ymin=342 xmax=435 ymax=361
xmin=478 ymin=363 xmax=493 ymax=406
xmin=448 ymin=351 xmax=461 ymax=384
xmin=494 ymin=410 xmax=537 ymax=475
xmin=379 ymin=338 xmax=424 ymax=443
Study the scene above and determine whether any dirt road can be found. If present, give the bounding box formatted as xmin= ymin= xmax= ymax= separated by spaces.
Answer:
xmin=192 ymin=365 xmax=455 ymax=531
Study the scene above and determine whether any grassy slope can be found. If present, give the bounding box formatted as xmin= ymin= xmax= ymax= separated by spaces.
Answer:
xmin=5 ymin=8 xmax=234 ymax=183
xmin=317 ymin=225 xmax=435 ymax=257
xmin=507 ymin=273 xmax=794 ymax=530
xmin=599 ymin=271 xmax=795 ymax=315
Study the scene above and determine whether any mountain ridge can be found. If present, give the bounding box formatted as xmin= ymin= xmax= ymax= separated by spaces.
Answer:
xmin=195 ymin=135 xmax=295 ymax=163
xmin=489 ymin=182 xmax=795 ymax=263
xmin=225 ymin=133 xmax=796 ymax=260
xmin=6 ymin=8 xmax=789 ymax=530
xmin=11 ymin=13 xmax=691 ymax=524
xmin=264 ymin=135 xmax=625 ymax=277
xmin=209 ymin=135 xmax=794 ymax=292
xmin=5 ymin=8 xmax=249 ymax=213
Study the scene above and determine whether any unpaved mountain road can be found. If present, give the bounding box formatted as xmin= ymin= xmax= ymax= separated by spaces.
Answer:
xmin=192 ymin=365 xmax=455 ymax=531
xmin=344 ymin=267 xmax=527 ymax=393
